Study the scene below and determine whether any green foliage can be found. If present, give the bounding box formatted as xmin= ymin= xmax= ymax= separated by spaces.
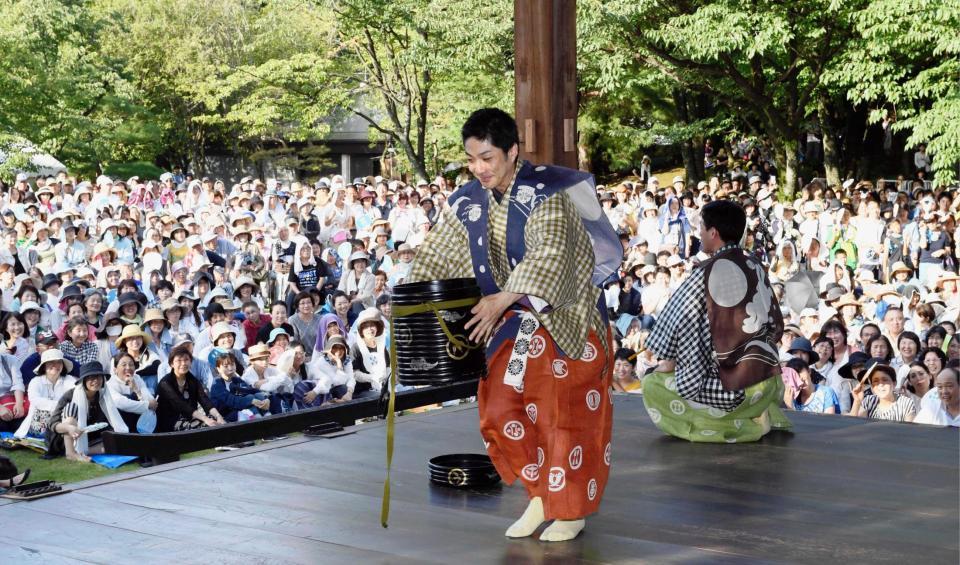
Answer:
xmin=0 ymin=0 xmax=953 ymax=184
xmin=826 ymin=0 xmax=959 ymax=184
xmin=0 ymin=135 xmax=38 ymax=183
xmin=321 ymin=0 xmax=513 ymax=179
xmin=0 ymin=0 xmax=160 ymax=174
xmin=102 ymin=161 xmax=167 ymax=181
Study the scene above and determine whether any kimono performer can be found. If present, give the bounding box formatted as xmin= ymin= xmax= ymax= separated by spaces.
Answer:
xmin=408 ymin=108 xmax=620 ymax=542
xmin=644 ymin=200 xmax=791 ymax=443
xmin=658 ymin=197 xmax=692 ymax=258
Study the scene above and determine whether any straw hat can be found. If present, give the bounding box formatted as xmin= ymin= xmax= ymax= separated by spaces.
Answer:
xmin=215 ymin=298 xmax=240 ymax=312
xmin=356 ymin=307 xmax=385 ymax=337
xmin=34 ymin=349 xmax=74 ymax=375
xmin=232 ymin=276 xmax=257 ymax=297
xmin=934 ymin=272 xmax=960 ymax=290
xmin=248 ymin=343 xmax=271 ymax=360
xmin=889 ymin=261 xmax=912 ymax=276
xmin=92 ymin=242 xmax=117 ymax=261
xmin=115 ymin=324 xmax=153 ymax=349
xmin=210 ymin=321 xmax=237 ymax=343
xmin=141 ymin=309 xmax=167 ymax=328
xmin=833 ymin=293 xmax=861 ymax=310
xmin=160 ymin=297 xmax=183 ymax=314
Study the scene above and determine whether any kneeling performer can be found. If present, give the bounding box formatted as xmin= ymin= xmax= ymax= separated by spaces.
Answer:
xmin=644 ymin=199 xmax=792 ymax=442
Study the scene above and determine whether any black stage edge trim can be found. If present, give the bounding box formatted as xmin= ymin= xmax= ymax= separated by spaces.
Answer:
xmin=103 ymin=379 xmax=479 ymax=463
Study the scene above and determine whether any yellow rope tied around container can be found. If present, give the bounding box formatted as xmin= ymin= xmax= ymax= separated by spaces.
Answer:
xmin=380 ymin=296 xmax=481 ymax=527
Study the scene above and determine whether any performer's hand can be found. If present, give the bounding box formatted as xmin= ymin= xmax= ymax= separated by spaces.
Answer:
xmin=465 ymin=291 xmax=522 ymax=344
xmin=655 ymin=359 xmax=676 ymax=373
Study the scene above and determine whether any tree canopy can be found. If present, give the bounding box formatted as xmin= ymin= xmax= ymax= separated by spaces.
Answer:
xmin=0 ymin=0 xmax=952 ymax=188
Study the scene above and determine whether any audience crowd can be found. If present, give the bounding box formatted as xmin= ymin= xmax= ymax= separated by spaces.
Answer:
xmin=0 ymin=138 xmax=957 ymax=466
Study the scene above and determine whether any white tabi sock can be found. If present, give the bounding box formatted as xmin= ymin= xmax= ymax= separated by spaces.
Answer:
xmin=504 ymin=496 xmax=545 ymax=538
xmin=539 ymin=519 xmax=585 ymax=542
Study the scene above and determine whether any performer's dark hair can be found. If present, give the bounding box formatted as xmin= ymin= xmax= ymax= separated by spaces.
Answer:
xmin=700 ymin=200 xmax=746 ymax=243
xmin=461 ymin=108 xmax=519 ymax=154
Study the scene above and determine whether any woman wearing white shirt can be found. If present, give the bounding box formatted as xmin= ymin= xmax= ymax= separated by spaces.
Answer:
xmin=338 ymin=252 xmax=375 ymax=311
xmin=15 ymin=350 xmax=76 ymax=438
xmin=914 ymin=368 xmax=959 ymax=427
xmin=300 ymin=336 xmax=354 ymax=407
xmin=107 ymin=352 xmax=158 ymax=433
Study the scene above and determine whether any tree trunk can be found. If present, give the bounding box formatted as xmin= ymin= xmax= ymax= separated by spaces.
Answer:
xmin=777 ymin=139 xmax=800 ymax=197
xmin=398 ymin=136 xmax=429 ymax=182
xmin=680 ymin=140 xmax=697 ymax=186
xmin=818 ymin=96 xmax=841 ymax=188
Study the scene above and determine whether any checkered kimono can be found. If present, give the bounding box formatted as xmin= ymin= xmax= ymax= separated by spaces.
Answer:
xmin=408 ymin=187 xmax=603 ymax=357
xmin=645 ymin=243 xmax=746 ymax=411
xmin=408 ymin=169 xmax=613 ymax=520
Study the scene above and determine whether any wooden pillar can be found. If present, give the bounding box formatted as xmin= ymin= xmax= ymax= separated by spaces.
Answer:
xmin=514 ymin=0 xmax=578 ymax=169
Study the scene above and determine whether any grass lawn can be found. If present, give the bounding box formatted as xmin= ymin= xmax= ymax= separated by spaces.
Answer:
xmin=2 ymin=430 xmax=308 ymax=486
xmin=3 ymin=446 xmax=221 ymax=485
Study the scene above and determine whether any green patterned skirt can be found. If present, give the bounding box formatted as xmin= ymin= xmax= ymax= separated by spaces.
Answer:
xmin=642 ymin=372 xmax=792 ymax=443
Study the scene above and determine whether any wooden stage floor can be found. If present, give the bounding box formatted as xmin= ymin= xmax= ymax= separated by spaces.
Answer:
xmin=0 ymin=394 xmax=957 ymax=564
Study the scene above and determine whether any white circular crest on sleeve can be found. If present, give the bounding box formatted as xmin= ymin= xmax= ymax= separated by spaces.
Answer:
xmin=707 ymin=258 xmax=748 ymax=307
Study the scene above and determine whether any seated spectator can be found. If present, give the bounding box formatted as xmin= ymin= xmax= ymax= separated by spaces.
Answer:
xmin=142 ymin=308 xmax=173 ymax=361
xmin=241 ymin=344 xmax=292 ymax=411
xmin=15 ymin=349 xmax=76 ymax=439
xmin=0 ymin=346 xmax=25 ymax=432
xmin=866 ymin=335 xmax=894 ymax=364
xmin=894 ymin=332 xmax=922 ymax=374
xmin=255 ymin=301 xmax=294 ymax=345
xmin=787 ymin=337 xmax=818 ymax=365
xmin=288 ymin=292 xmax=319 ymax=359
xmin=209 ymin=350 xmax=272 ymax=421
xmin=783 ymin=358 xmax=839 ymax=414
xmin=60 ymin=316 xmax=104 ymax=365
xmin=901 ymin=362 xmax=934 ymax=409
xmin=915 ymin=368 xmax=960 ymax=426
xmin=850 ymin=361 xmax=917 ymax=422
xmin=201 ymin=321 xmax=248 ymax=372
xmin=810 ymin=336 xmax=835 ymax=380
xmin=612 ymin=348 xmax=642 ymax=393
xmin=314 ymin=312 xmax=349 ymax=354
xmin=241 ymin=301 xmax=270 ymax=351
xmin=107 ymin=352 xmax=158 ymax=433
xmin=925 ymin=326 xmax=947 ymax=350
xmin=921 ymin=347 xmax=948 ymax=379
xmin=19 ymin=330 xmax=63 ymax=389
xmin=275 ymin=340 xmax=308 ymax=388
xmin=268 ymin=328 xmax=292 ymax=365
xmin=46 ymin=361 xmax=128 ymax=462
xmin=115 ymin=324 xmax=163 ymax=394
xmin=298 ymin=336 xmax=354 ymax=408
xmin=156 ymin=344 xmax=224 ymax=431
xmin=350 ymin=308 xmax=388 ymax=400
xmin=0 ymin=312 xmax=34 ymax=366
